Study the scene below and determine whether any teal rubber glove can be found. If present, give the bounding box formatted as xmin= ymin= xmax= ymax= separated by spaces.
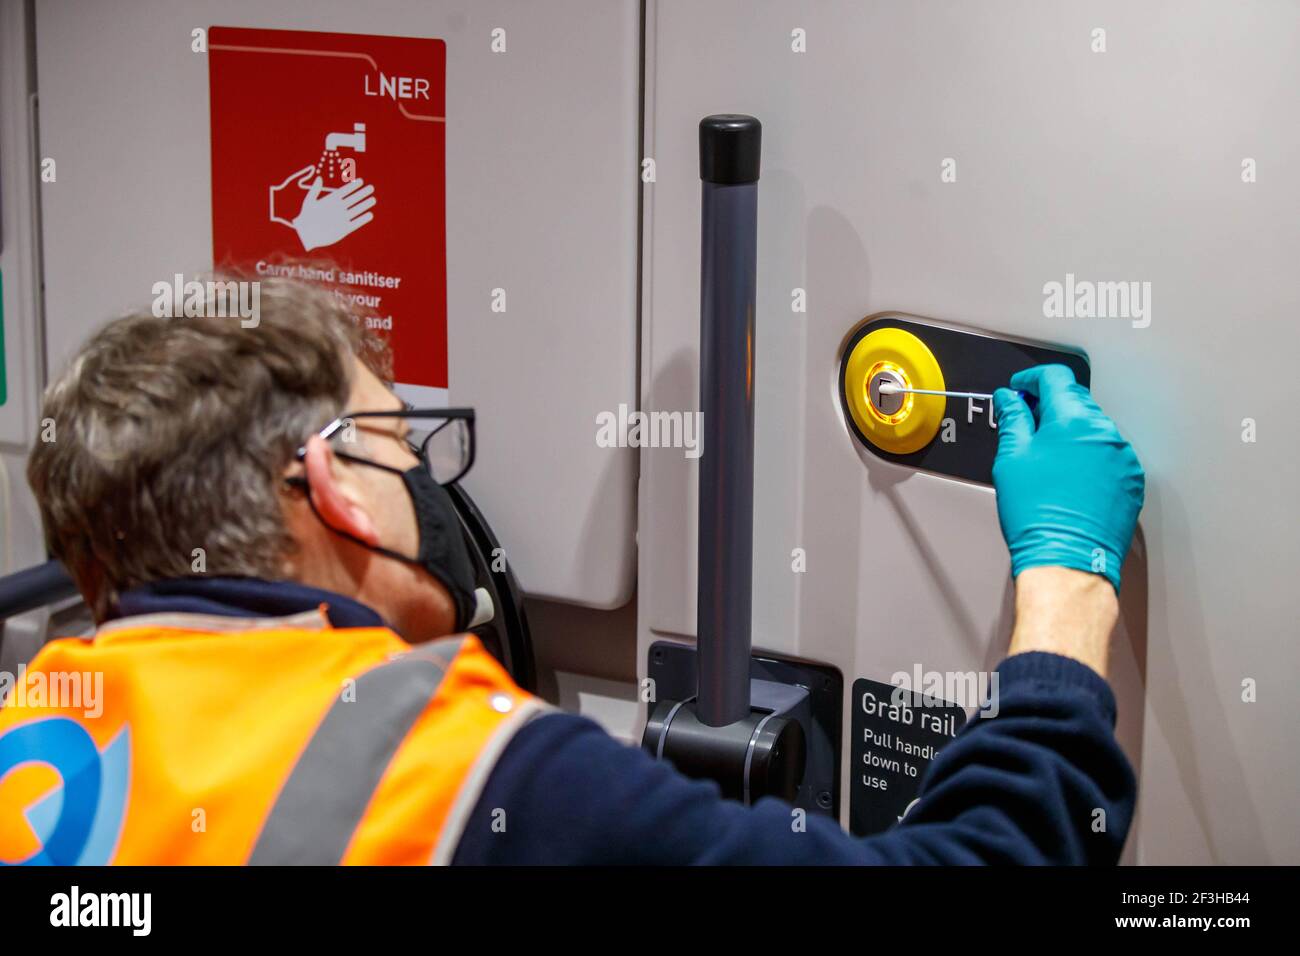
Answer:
xmin=991 ymin=365 xmax=1145 ymax=593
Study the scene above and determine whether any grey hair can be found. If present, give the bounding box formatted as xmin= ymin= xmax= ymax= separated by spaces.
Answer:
xmin=27 ymin=273 xmax=392 ymax=620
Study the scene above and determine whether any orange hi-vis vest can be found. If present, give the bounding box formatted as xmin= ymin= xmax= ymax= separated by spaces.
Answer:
xmin=0 ymin=608 xmax=546 ymax=865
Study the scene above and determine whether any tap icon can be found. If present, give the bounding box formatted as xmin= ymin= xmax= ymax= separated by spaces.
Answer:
xmin=325 ymin=122 xmax=366 ymax=153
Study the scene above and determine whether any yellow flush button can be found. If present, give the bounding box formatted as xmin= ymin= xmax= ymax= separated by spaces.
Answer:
xmin=843 ymin=327 xmax=946 ymax=454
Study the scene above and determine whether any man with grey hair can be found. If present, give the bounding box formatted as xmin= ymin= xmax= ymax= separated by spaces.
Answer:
xmin=3 ymin=274 xmax=1143 ymax=865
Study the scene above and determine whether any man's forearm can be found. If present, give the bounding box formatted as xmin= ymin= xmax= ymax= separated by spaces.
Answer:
xmin=1008 ymin=566 xmax=1119 ymax=679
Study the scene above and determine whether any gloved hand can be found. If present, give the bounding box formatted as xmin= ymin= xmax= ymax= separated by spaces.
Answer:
xmin=991 ymin=365 xmax=1144 ymax=593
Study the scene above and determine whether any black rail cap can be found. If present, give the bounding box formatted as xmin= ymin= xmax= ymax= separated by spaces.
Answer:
xmin=699 ymin=114 xmax=761 ymax=184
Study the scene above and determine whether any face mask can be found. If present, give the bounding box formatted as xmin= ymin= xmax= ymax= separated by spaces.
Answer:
xmin=398 ymin=466 xmax=479 ymax=632
xmin=295 ymin=464 xmax=479 ymax=632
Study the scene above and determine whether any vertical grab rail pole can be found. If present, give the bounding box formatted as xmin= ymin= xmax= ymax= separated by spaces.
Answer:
xmin=695 ymin=114 xmax=761 ymax=727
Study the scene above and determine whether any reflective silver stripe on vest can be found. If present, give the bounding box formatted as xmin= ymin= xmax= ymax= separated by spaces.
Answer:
xmin=248 ymin=637 xmax=466 ymax=865
xmin=429 ymin=696 xmax=550 ymax=865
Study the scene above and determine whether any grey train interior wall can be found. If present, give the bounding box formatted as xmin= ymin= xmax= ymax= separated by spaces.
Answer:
xmin=0 ymin=0 xmax=1295 ymax=864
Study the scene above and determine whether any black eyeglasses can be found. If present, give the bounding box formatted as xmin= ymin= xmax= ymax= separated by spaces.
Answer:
xmin=298 ymin=407 xmax=477 ymax=486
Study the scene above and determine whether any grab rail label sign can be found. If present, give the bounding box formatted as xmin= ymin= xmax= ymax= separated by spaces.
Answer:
xmin=850 ymin=677 xmax=967 ymax=835
xmin=209 ymin=27 xmax=448 ymax=404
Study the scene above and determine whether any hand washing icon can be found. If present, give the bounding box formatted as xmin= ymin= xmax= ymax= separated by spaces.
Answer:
xmin=269 ymin=122 xmax=377 ymax=252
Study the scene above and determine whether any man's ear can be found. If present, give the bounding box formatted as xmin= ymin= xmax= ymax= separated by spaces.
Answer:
xmin=300 ymin=435 xmax=382 ymax=547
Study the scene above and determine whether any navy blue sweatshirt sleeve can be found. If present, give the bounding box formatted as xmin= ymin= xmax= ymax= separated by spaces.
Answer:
xmin=452 ymin=652 xmax=1136 ymax=865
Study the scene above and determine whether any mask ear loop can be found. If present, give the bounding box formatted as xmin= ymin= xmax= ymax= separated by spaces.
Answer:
xmin=283 ymin=472 xmax=475 ymax=632
xmin=284 ymin=473 xmax=411 ymax=565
